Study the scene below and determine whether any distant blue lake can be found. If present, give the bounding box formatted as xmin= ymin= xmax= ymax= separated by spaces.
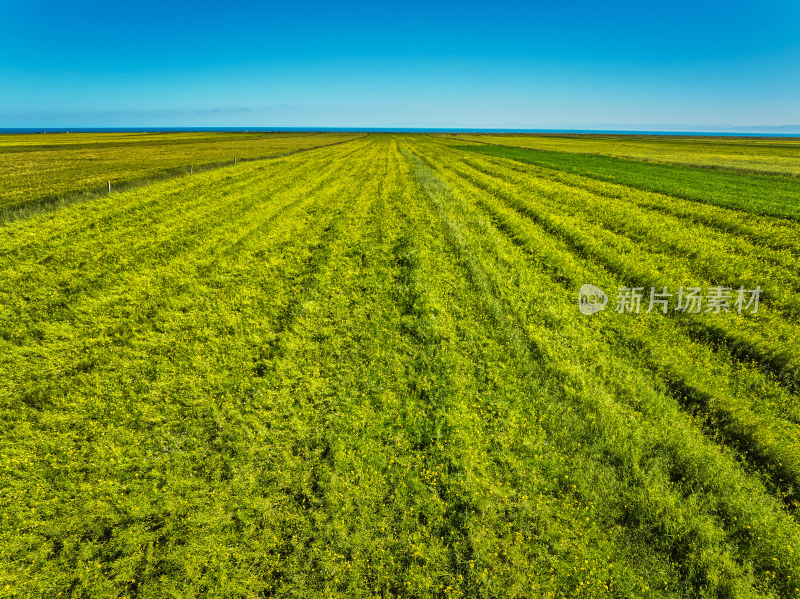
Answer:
xmin=2 ymin=127 xmax=800 ymax=137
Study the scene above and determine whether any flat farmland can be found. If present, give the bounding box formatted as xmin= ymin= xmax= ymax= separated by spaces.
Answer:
xmin=2 ymin=133 xmax=800 ymax=598
xmin=447 ymin=133 xmax=800 ymax=175
xmin=0 ymin=132 xmax=364 ymax=216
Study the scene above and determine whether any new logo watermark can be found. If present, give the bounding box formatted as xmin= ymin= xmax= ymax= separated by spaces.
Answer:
xmin=578 ymin=284 xmax=761 ymax=315
xmin=578 ymin=284 xmax=609 ymax=315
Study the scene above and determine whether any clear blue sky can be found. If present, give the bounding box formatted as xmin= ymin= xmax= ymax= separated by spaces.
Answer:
xmin=2 ymin=0 xmax=799 ymax=129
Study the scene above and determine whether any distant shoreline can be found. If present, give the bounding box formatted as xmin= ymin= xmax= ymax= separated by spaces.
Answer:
xmin=2 ymin=127 xmax=800 ymax=138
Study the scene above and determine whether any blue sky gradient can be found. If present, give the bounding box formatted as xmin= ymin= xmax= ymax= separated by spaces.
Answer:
xmin=2 ymin=0 xmax=799 ymax=129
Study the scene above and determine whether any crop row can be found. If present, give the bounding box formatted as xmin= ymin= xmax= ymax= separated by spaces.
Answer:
xmin=0 ymin=137 xmax=381 ymax=596
xmin=445 ymin=133 xmax=800 ymax=176
xmin=0 ymin=132 xmax=364 ymax=214
xmin=2 ymin=134 xmax=800 ymax=597
xmin=417 ymin=138 xmax=800 ymax=395
xmin=402 ymin=135 xmax=800 ymax=597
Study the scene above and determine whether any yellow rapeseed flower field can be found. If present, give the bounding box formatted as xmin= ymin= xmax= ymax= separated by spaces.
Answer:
xmin=1 ymin=133 xmax=800 ymax=597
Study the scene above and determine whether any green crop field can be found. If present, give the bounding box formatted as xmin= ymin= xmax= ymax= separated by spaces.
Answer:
xmin=0 ymin=132 xmax=364 ymax=218
xmin=446 ymin=133 xmax=800 ymax=176
xmin=2 ymin=133 xmax=800 ymax=598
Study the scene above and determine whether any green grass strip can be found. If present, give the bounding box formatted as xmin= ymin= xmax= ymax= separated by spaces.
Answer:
xmin=458 ymin=144 xmax=800 ymax=220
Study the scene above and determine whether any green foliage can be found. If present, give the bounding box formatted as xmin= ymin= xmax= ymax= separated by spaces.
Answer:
xmin=448 ymin=133 xmax=800 ymax=176
xmin=0 ymin=131 xmax=364 ymax=216
xmin=457 ymin=143 xmax=800 ymax=219
xmin=1 ymin=134 xmax=799 ymax=597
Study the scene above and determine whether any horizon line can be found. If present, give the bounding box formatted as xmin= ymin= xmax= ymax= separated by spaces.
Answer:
xmin=3 ymin=126 xmax=800 ymax=138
